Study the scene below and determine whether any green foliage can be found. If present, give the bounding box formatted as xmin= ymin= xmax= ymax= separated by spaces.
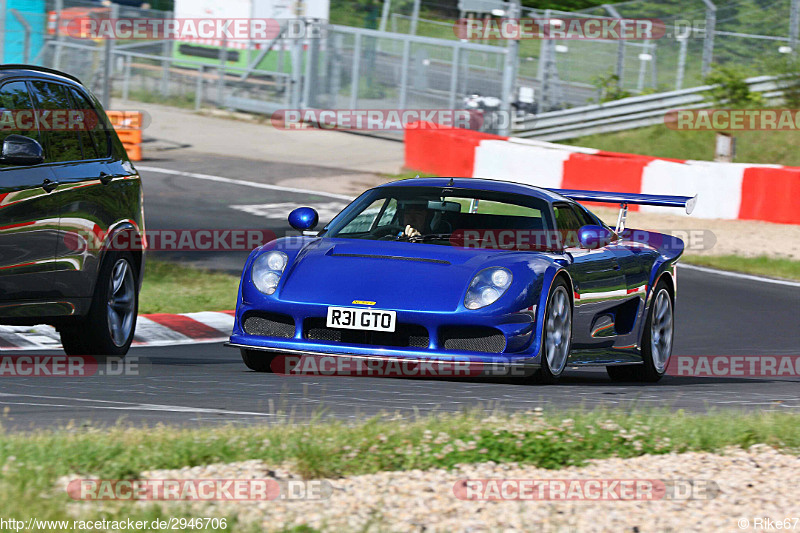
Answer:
xmin=561 ymin=124 xmax=800 ymax=165
xmin=763 ymin=54 xmax=800 ymax=108
xmin=591 ymin=72 xmax=632 ymax=103
xmin=703 ymin=65 xmax=764 ymax=108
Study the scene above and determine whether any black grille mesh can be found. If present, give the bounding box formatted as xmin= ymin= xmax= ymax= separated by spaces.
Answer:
xmin=440 ymin=326 xmax=506 ymax=353
xmin=304 ymin=318 xmax=429 ymax=348
xmin=243 ymin=312 xmax=295 ymax=338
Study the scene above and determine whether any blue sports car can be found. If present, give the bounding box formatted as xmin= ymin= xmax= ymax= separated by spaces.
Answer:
xmin=228 ymin=178 xmax=697 ymax=383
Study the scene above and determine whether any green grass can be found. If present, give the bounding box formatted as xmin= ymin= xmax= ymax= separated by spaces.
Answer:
xmin=562 ymin=125 xmax=800 ymax=166
xmin=138 ymin=260 xmax=239 ymax=314
xmin=0 ymin=409 xmax=798 ymax=528
xmin=683 ymin=255 xmax=800 ymax=282
xmin=382 ymin=170 xmax=439 ymax=181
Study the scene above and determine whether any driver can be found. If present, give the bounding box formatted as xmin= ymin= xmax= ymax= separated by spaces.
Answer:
xmin=398 ymin=200 xmax=430 ymax=238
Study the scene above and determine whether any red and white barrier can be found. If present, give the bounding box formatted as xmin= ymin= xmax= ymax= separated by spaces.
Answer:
xmin=404 ymin=122 xmax=800 ymax=224
xmin=0 ymin=311 xmax=235 ymax=351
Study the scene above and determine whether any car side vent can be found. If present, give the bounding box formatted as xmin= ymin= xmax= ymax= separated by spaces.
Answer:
xmin=243 ymin=312 xmax=295 ymax=338
xmin=440 ymin=326 xmax=506 ymax=353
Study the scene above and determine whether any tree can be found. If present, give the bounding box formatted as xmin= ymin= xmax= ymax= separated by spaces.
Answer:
xmin=703 ymin=65 xmax=763 ymax=108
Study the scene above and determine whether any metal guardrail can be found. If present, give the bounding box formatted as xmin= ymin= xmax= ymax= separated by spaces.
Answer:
xmin=512 ymin=76 xmax=785 ymax=141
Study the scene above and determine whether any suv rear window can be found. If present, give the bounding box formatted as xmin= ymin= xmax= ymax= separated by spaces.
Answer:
xmin=29 ymin=81 xmax=83 ymax=163
xmin=69 ymin=87 xmax=109 ymax=158
xmin=0 ymin=81 xmax=39 ymax=166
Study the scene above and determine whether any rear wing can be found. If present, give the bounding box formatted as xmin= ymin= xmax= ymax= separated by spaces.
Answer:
xmin=551 ymin=189 xmax=698 ymax=232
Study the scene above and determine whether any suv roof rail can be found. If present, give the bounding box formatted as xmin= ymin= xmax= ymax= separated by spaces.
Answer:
xmin=0 ymin=64 xmax=83 ymax=85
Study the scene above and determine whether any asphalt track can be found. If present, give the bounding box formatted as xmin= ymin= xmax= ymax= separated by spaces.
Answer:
xmin=1 ymin=155 xmax=798 ymax=430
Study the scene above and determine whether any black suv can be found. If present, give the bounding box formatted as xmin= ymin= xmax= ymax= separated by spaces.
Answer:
xmin=0 ymin=65 xmax=144 ymax=356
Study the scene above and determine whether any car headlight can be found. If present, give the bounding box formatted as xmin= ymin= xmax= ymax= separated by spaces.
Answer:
xmin=252 ymin=251 xmax=288 ymax=295
xmin=465 ymin=267 xmax=512 ymax=309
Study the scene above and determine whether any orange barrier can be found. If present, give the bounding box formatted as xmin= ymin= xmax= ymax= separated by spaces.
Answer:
xmin=404 ymin=122 xmax=506 ymax=177
xmin=106 ymin=111 xmax=143 ymax=161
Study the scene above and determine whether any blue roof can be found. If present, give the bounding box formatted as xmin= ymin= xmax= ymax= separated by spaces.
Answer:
xmin=381 ymin=177 xmax=568 ymax=203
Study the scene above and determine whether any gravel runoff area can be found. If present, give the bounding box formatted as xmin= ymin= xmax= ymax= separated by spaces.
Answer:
xmin=63 ymin=446 xmax=799 ymax=532
xmin=279 ymin=174 xmax=800 ymax=261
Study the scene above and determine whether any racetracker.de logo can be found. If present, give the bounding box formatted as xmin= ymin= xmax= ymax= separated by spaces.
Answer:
xmin=665 ymin=109 xmax=800 ymax=130
xmin=0 ymin=109 xmax=99 ymax=131
xmin=454 ymin=17 xmax=665 ymax=40
xmin=0 ymin=355 xmax=143 ymax=377
xmin=271 ymin=355 xmax=486 ymax=377
xmin=448 ymin=229 xmax=715 ymax=252
xmin=453 ymin=479 xmax=720 ymax=500
xmin=63 ymin=229 xmax=276 ymax=253
xmin=271 ymin=109 xmax=492 ymax=131
xmin=666 ymin=355 xmax=800 ymax=377
xmin=66 ymin=479 xmax=332 ymax=501
xmin=63 ymin=18 xmax=324 ymax=40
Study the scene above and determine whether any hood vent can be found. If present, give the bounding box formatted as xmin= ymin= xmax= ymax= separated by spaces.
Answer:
xmin=330 ymin=253 xmax=450 ymax=265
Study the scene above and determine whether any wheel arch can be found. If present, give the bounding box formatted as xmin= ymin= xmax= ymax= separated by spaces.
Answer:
xmin=648 ymin=269 xmax=675 ymax=307
xmin=636 ymin=267 xmax=676 ymax=345
xmin=553 ymin=268 xmax=575 ymax=308
xmin=96 ymin=220 xmax=145 ymax=293
xmin=530 ymin=265 xmax=574 ymax=356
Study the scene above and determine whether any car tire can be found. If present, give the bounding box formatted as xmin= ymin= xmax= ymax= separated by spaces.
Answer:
xmin=241 ymin=349 xmax=276 ymax=372
xmin=607 ymin=280 xmax=674 ymax=383
xmin=531 ymin=278 xmax=572 ymax=384
xmin=60 ymin=252 xmax=139 ymax=357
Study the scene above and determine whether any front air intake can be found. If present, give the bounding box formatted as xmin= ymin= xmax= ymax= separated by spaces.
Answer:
xmin=440 ymin=326 xmax=506 ymax=353
xmin=243 ymin=312 xmax=295 ymax=338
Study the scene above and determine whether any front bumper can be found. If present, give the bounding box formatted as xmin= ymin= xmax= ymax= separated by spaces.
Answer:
xmin=229 ymin=300 xmax=543 ymax=365
xmin=227 ymin=342 xmax=541 ymax=378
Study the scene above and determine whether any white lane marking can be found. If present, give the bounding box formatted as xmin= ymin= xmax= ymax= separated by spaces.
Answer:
xmin=0 ymin=392 xmax=279 ymax=417
xmin=137 ymin=165 xmax=352 ymax=201
xmin=680 ymin=263 xmax=800 ymax=288
xmin=231 ymin=201 xmax=346 ymax=222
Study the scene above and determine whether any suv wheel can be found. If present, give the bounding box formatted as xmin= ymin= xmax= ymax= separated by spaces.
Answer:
xmin=60 ymin=253 xmax=139 ymax=357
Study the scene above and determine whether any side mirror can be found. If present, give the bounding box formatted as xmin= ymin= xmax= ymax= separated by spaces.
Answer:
xmin=288 ymin=207 xmax=319 ymax=231
xmin=578 ymin=225 xmax=614 ymax=249
xmin=0 ymin=134 xmax=44 ymax=166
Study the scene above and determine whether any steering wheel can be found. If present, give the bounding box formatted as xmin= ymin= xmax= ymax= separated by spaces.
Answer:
xmin=371 ymin=225 xmax=404 ymax=239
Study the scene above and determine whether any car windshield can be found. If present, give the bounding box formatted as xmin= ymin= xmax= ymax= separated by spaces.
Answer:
xmin=325 ymin=186 xmax=555 ymax=250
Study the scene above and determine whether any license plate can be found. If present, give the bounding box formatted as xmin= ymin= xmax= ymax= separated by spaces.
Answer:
xmin=326 ymin=306 xmax=396 ymax=332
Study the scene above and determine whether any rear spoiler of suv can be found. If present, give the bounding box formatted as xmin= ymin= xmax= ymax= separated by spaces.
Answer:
xmin=551 ymin=189 xmax=698 ymax=232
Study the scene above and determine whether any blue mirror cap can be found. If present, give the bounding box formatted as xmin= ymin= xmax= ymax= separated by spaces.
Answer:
xmin=288 ymin=207 xmax=319 ymax=231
